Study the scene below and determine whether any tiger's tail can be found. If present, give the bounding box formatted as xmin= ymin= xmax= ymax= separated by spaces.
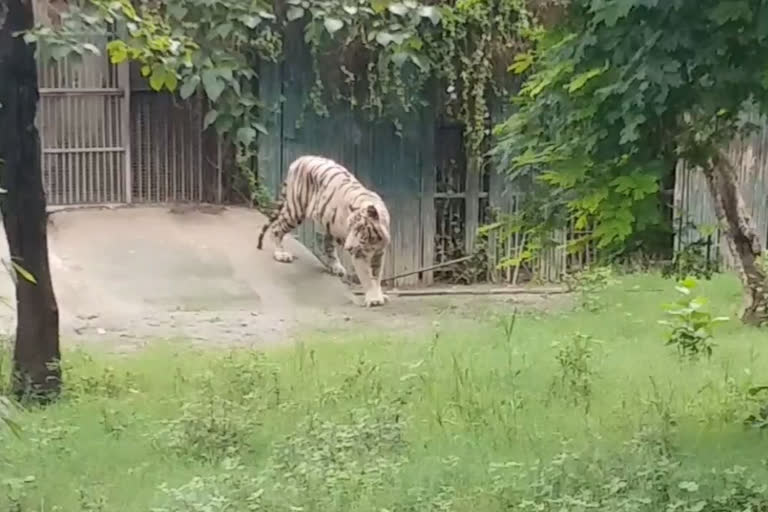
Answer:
xmin=257 ymin=183 xmax=287 ymax=250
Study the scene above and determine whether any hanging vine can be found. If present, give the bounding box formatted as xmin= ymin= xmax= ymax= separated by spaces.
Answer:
xmin=285 ymin=0 xmax=535 ymax=153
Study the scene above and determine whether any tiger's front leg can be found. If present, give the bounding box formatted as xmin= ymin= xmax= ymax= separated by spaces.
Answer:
xmin=369 ymin=249 xmax=389 ymax=305
xmin=352 ymin=252 xmax=387 ymax=307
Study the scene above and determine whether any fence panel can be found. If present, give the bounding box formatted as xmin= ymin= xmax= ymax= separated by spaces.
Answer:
xmin=37 ymin=47 xmax=130 ymax=205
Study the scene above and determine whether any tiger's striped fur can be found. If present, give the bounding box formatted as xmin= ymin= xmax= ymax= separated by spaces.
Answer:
xmin=257 ymin=155 xmax=391 ymax=307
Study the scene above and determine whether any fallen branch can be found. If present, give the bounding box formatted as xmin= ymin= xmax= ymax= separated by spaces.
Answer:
xmin=352 ymin=286 xmax=567 ymax=297
xmin=381 ymin=255 xmax=473 ymax=283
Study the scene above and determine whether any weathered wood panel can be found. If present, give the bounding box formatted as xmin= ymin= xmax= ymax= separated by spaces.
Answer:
xmin=258 ymin=30 xmax=431 ymax=287
xmin=674 ymin=122 xmax=768 ymax=268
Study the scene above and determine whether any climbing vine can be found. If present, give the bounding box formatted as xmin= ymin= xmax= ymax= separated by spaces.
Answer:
xmin=288 ymin=0 xmax=534 ymax=153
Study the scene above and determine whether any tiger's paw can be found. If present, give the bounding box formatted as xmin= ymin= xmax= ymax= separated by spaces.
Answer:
xmin=328 ymin=261 xmax=347 ymax=278
xmin=363 ymin=290 xmax=389 ymax=308
xmin=273 ymin=250 xmax=295 ymax=263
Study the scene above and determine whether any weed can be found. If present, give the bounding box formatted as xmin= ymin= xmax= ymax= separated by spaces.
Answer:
xmin=659 ymin=277 xmax=728 ymax=360
xmin=151 ymin=393 xmax=259 ymax=464
xmin=663 ymin=226 xmax=720 ymax=282
xmin=564 ymin=265 xmax=618 ymax=312
xmin=744 ymin=385 xmax=768 ymax=429
xmin=550 ymin=332 xmax=601 ymax=411
xmin=62 ymin=351 xmax=139 ymax=400
xmin=153 ymin=458 xmax=265 ymax=512
xmin=757 ymin=250 xmax=768 ymax=274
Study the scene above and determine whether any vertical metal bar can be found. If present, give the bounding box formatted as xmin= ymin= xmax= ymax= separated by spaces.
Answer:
xmin=217 ymin=134 xmax=223 ymax=204
xmin=171 ymin=101 xmax=178 ymax=201
xmin=198 ymin=95 xmax=204 ymax=202
xmin=119 ymin=61 xmax=132 ymax=203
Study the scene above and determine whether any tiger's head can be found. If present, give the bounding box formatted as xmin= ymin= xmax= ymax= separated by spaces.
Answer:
xmin=344 ymin=203 xmax=390 ymax=258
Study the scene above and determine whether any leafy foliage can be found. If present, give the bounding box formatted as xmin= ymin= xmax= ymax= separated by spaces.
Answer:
xmin=550 ymin=332 xmax=600 ymax=410
xmin=24 ymin=0 xmax=550 ymax=201
xmin=661 ymin=224 xmax=720 ymax=282
xmin=564 ymin=264 xmax=617 ymax=312
xmin=0 ymin=396 xmax=20 ymax=437
xmin=659 ymin=277 xmax=728 ymax=360
xmin=493 ymin=0 xmax=768 ymax=255
xmin=289 ymin=0 xmax=534 ymax=151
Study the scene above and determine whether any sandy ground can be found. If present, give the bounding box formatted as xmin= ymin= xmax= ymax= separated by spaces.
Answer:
xmin=0 ymin=205 xmax=568 ymax=352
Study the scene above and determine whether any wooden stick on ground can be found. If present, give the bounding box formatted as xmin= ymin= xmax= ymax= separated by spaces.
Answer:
xmin=381 ymin=255 xmax=473 ymax=283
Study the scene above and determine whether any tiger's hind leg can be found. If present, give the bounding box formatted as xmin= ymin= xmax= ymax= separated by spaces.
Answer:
xmin=271 ymin=222 xmax=295 ymax=263
xmin=322 ymin=233 xmax=347 ymax=277
xmin=263 ymin=212 xmax=297 ymax=263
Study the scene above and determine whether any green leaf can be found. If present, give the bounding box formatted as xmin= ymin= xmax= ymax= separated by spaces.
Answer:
xmin=149 ymin=66 xmax=167 ymax=92
xmin=164 ymin=73 xmax=178 ymax=92
xmin=593 ymin=1 xmax=636 ymax=27
xmin=678 ymin=481 xmax=699 ymax=493
xmin=201 ymin=69 xmax=225 ymax=102
xmin=179 ymin=75 xmax=200 ymax=100
xmin=371 ymin=0 xmax=389 ymax=13
xmin=418 ymin=6 xmax=441 ymax=25
xmin=509 ymin=53 xmax=534 ymax=74
xmin=566 ymin=66 xmax=606 ymax=93
xmin=237 ymin=126 xmax=257 ymax=145
xmin=140 ymin=65 xmax=151 ymax=77
xmin=12 ymin=262 xmax=36 ymax=284
xmin=392 ymin=52 xmax=409 ymax=67
xmin=241 ymin=15 xmax=261 ymax=29
xmin=286 ymin=6 xmax=305 ymax=21
xmin=203 ymin=109 xmax=219 ymax=130
xmin=680 ymin=277 xmax=698 ymax=290
xmin=253 ymin=122 xmax=268 ymax=135
xmin=214 ymin=114 xmax=234 ymax=134
xmin=708 ymin=1 xmax=752 ymax=25
xmin=376 ymin=31 xmax=395 ymax=46
xmin=324 ymin=18 xmax=344 ymax=35
xmin=388 ymin=3 xmax=408 ymax=16
xmin=82 ymin=43 xmax=101 ymax=55
xmin=166 ymin=4 xmax=188 ymax=20
xmin=106 ymin=40 xmax=127 ymax=64
xmin=214 ymin=22 xmax=233 ymax=38
xmin=50 ymin=44 xmax=71 ymax=61
xmin=323 ymin=18 xmax=344 ymax=35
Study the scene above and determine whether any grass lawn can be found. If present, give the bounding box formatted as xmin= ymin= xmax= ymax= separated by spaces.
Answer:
xmin=2 ymin=273 xmax=768 ymax=511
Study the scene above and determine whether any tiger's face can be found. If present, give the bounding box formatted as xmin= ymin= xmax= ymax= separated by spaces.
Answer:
xmin=344 ymin=204 xmax=390 ymax=258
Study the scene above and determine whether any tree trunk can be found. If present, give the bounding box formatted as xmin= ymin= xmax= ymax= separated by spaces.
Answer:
xmin=703 ymin=149 xmax=768 ymax=326
xmin=0 ymin=0 xmax=62 ymax=400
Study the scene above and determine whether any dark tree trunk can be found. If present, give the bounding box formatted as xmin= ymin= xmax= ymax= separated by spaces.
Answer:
xmin=703 ymin=150 xmax=768 ymax=327
xmin=0 ymin=0 xmax=61 ymax=400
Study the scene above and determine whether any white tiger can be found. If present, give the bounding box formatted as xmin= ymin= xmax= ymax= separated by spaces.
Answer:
xmin=257 ymin=155 xmax=391 ymax=307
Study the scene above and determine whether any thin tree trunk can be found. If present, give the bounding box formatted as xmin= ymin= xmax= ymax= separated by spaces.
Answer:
xmin=0 ymin=0 xmax=62 ymax=400
xmin=703 ymin=149 xmax=768 ymax=326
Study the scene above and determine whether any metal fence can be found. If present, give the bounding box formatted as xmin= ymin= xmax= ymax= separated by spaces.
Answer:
xmin=33 ymin=0 xmax=218 ymax=207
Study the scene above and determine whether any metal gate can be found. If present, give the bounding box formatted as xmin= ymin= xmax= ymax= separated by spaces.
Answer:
xmin=37 ymin=46 xmax=131 ymax=206
xmin=33 ymin=0 xmax=214 ymax=207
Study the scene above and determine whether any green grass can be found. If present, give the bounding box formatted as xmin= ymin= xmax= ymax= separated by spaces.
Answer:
xmin=2 ymin=273 xmax=768 ymax=511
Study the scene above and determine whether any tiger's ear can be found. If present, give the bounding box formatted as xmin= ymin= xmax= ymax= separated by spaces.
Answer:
xmin=366 ymin=205 xmax=379 ymax=220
